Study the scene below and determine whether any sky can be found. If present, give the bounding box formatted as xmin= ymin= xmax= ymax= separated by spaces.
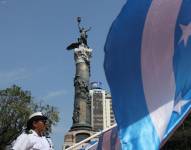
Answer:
xmin=0 ymin=0 xmax=126 ymax=149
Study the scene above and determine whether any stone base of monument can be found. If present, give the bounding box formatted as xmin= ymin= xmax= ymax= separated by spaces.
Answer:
xmin=63 ymin=130 xmax=96 ymax=150
xmin=70 ymin=123 xmax=92 ymax=131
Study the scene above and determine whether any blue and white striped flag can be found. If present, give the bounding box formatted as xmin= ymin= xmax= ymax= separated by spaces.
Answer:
xmin=97 ymin=126 xmax=121 ymax=150
xmin=104 ymin=0 xmax=191 ymax=149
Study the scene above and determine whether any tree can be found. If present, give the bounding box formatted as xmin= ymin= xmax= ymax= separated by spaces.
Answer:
xmin=0 ymin=85 xmax=59 ymax=149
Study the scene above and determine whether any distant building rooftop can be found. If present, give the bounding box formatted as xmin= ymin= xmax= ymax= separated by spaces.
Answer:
xmin=90 ymin=82 xmax=102 ymax=89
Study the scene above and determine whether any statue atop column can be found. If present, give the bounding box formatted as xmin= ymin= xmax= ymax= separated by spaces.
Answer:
xmin=66 ymin=17 xmax=92 ymax=131
xmin=67 ymin=17 xmax=91 ymax=50
xmin=77 ymin=17 xmax=91 ymax=48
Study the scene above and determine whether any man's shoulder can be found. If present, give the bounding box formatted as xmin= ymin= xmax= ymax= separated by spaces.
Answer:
xmin=17 ymin=130 xmax=34 ymax=139
xmin=16 ymin=132 xmax=28 ymax=139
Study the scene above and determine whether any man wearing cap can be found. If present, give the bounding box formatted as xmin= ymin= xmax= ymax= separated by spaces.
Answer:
xmin=12 ymin=112 xmax=54 ymax=150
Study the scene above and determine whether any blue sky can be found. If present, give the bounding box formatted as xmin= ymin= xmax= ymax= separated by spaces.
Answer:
xmin=0 ymin=0 xmax=125 ymax=149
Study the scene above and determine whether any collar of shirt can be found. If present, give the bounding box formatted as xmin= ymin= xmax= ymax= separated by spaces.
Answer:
xmin=29 ymin=130 xmax=40 ymax=137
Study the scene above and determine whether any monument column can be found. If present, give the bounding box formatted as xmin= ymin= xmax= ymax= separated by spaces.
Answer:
xmin=71 ymin=45 xmax=92 ymax=130
xmin=63 ymin=17 xmax=94 ymax=149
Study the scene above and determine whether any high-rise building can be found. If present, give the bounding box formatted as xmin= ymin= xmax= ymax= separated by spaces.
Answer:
xmin=90 ymin=82 xmax=115 ymax=132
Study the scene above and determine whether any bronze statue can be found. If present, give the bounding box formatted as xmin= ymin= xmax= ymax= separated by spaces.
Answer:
xmin=77 ymin=17 xmax=91 ymax=47
xmin=67 ymin=17 xmax=91 ymax=50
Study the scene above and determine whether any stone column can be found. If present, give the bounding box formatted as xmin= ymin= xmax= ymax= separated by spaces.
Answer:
xmin=71 ymin=45 xmax=92 ymax=130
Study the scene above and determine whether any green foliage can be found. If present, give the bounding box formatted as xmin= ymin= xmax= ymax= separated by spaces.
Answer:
xmin=0 ymin=85 xmax=59 ymax=149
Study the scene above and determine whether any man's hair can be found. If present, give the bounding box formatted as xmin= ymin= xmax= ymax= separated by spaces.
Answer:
xmin=26 ymin=116 xmax=47 ymax=131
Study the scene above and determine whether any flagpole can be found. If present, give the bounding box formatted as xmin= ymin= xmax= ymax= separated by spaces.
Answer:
xmin=65 ymin=124 xmax=117 ymax=150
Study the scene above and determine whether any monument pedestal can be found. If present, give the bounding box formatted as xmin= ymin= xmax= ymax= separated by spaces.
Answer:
xmin=63 ymin=130 xmax=95 ymax=149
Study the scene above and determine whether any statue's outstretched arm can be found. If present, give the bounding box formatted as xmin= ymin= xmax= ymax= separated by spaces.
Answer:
xmin=77 ymin=17 xmax=82 ymax=32
xmin=78 ymin=23 xmax=81 ymax=32
xmin=85 ymin=27 xmax=91 ymax=32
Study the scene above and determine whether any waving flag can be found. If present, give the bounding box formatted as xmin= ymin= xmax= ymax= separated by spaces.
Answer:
xmin=104 ymin=0 xmax=191 ymax=149
xmin=97 ymin=126 xmax=121 ymax=150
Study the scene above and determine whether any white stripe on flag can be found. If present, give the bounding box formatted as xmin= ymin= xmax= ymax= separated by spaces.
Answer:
xmin=141 ymin=0 xmax=182 ymax=140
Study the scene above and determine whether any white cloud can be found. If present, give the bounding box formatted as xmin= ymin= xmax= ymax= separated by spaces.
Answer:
xmin=0 ymin=68 xmax=30 ymax=84
xmin=43 ymin=89 xmax=67 ymax=100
